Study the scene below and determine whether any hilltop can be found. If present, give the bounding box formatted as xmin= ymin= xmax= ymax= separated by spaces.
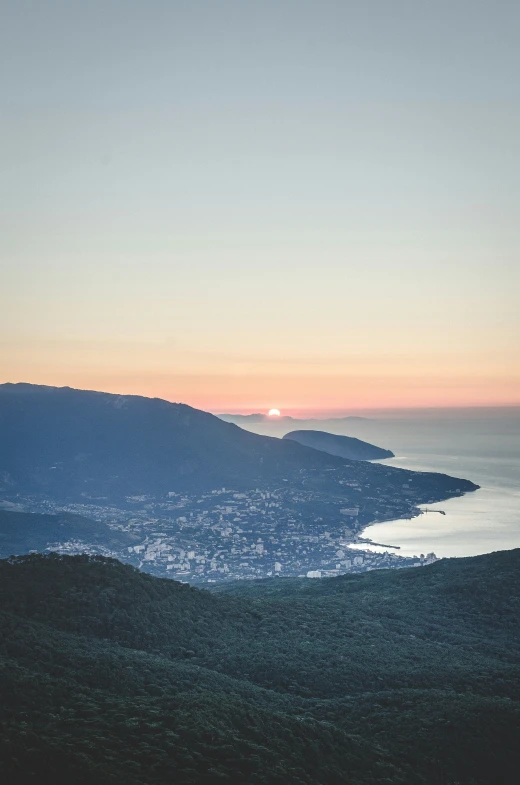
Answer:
xmin=1 ymin=549 xmax=519 ymax=784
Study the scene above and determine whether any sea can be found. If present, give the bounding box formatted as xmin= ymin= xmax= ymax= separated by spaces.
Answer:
xmin=233 ymin=407 xmax=520 ymax=559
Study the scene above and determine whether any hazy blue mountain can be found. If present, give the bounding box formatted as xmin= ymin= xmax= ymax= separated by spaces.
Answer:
xmin=218 ymin=412 xmax=370 ymax=425
xmin=0 ymin=383 xmax=476 ymax=504
xmin=284 ymin=429 xmax=394 ymax=460
xmin=218 ymin=412 xmax=291 ymax=423
xmin=1 ymin=549 xmax=519 ymax=784
xmin=0 ymin=383 xmax=348 ymax=499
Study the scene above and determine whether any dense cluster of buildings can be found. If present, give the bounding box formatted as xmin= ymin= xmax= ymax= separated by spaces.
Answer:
xmin=17 ymin=477 xmax=439 ymax=583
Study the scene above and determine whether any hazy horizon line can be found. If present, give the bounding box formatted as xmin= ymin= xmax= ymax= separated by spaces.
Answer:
xmin=213 ymin=404 xmax=520 ymax=418
xmin=2 ymin=380 xmax=519 ymax=417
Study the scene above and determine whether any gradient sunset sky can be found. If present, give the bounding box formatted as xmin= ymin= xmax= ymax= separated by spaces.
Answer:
xmin=2 ymin=1 xmax=519 ymax=414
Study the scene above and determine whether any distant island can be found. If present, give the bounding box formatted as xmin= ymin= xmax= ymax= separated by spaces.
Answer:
xmin=218 ymin=413 xmax=371 ymax=425
xmin=283 ymin=429 xmax=394 ymax=461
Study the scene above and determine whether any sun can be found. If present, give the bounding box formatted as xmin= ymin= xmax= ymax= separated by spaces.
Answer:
xmin=268 ymin=408 xmax=281 ymax=417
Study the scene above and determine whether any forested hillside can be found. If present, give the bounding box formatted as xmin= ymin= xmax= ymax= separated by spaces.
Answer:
xmin=1 ymin=550 xmax=519 ymax=784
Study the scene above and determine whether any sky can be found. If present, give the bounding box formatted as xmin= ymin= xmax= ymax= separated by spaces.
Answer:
xmin=1 ymin=0 xmax=519 ymax=414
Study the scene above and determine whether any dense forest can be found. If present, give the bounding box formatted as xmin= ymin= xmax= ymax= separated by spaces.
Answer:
xmin=1 ymin=550 xmax=519 ymax=784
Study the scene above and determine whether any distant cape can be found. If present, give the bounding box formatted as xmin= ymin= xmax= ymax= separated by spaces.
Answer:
xmin=217 ymin=413 xmax=370 ymax=425
xmin=283 ymin=430 xmax=394 ymax=461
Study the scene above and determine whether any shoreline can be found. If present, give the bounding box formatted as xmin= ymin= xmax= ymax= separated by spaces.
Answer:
xmin=346 ymin=468 xmax=480 ymax=560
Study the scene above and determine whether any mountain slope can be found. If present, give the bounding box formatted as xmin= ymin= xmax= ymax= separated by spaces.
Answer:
xmin=0 ymin=384 xmax=477 ymax=506
xmin=0 ymin=509 xmax=133 ymax=558
xmin=1 ymin=550 xmax=519 ymax=784
xmin=0 ymin=383 xmax=346 ymax=498
xmin=283 ymin=429 xmax=394 ymax=460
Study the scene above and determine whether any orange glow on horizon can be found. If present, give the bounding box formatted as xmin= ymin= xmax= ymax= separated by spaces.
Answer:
xmin=1 ymin=367 xmax=519 ymax=415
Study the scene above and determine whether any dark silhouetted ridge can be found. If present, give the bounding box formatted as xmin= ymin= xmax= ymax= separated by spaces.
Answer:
xmin=0 ymin=383 xmax=476 ymax=502
xmin=0 ymin=383 xmax=346 ymax=498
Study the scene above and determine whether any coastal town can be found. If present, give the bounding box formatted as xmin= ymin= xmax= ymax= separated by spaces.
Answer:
xmin=9 ymin=472 xmax=442 ymax=583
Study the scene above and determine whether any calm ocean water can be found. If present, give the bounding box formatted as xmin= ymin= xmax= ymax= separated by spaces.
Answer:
xmin=235 ymin=408 xmax=520 ymax=558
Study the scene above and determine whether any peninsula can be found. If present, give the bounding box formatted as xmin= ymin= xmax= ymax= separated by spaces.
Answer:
xmin=283 ymin=429 xmax=394 ymax=461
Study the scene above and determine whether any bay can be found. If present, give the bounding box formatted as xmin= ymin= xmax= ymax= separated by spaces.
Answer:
xmin=234 ymin=407 xmax=520 ymax=558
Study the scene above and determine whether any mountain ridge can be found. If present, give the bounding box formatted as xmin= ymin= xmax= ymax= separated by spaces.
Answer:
xmin=0 ymin=383 xmax=348 ymax=498
xmin=0 ymin=383 xmax=477 ymax=505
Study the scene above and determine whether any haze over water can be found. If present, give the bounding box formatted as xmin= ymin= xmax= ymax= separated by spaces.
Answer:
xmin=232 ymin=407 xmax=520 ymax=558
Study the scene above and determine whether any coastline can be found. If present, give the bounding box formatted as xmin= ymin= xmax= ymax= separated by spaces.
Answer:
xmin=347 ymin=464 xmax=482 ymax=559
xmin=352 ymin=481 xmax=520 ymax=559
